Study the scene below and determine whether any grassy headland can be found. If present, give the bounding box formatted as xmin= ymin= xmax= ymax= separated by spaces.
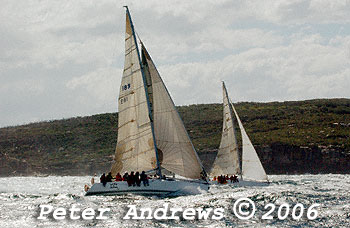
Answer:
xmin=0 ymin=98 xmax=349 ymax=176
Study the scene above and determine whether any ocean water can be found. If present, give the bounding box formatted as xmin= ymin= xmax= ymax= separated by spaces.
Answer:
xmin=0 ymin=174 xmax=349 ymax=227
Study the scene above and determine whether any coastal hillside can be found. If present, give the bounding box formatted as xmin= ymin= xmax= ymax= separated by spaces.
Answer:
xmin=0 ymin=99 xmax=349 ymax=176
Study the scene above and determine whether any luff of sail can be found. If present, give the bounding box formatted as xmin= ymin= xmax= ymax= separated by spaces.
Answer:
xmin=231 ymin=104 xmax=268 ymax=182
xmin=111 ymin=8 xmax=158 ymax=176
xmin=141 ymin=44 xmax=204 ymax=179
xmin=210 ymin=82 xmax=240 ymax=177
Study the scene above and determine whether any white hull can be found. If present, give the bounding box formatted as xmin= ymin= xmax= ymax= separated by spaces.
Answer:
xmin=209 ymin=180 xmax=269 ymax=187
xmin=86 ymin=179 xmax=209 ymax=196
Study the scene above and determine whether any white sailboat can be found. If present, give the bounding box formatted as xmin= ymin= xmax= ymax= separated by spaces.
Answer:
xmin=209 ymin=82 xmax=268 ymax=186
xmin=86 ymin=7 xmax=208 ymax=196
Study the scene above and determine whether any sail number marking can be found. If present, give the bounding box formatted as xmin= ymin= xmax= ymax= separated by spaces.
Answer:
xmin=122 ymin=83 xmax=131 ymax=91
xmin=120 ymin=83 xmax=131 ymax=104
xmin=120 ymin=97 xmax=129 ymax=104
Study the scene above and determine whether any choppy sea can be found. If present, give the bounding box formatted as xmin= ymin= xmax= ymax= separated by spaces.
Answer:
xmin=0 ymin=174 xmax=349 ymax=227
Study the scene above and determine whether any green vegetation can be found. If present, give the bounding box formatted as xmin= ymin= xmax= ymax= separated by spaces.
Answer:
xmin=0 ymin=98 xmax=349 ymax=176
xmin=179 ymin=99 xmax=350 ymax=151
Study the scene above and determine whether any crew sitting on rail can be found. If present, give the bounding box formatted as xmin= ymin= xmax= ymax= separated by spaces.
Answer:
xmin=135 ymin=171 xmax=141 ymax=186
xmin=115 ymin=173 xmax=123 ymax=181
xmin=122 ymin=172 xmax=129 ymax=181
xmin=127 ymin=171 xmax=135 ymax=186
xmin=106 ymin=172 xmax=113 ymax=182
xmin=233 ymin=174 xmax=239 ymax=183
xmin=140 ymin=171 xmax=149 ymax=186
xmin=100 ymin=173 xmax=107 ymax=187
xmin=217 ymin=175 xmax=221 ymax=184
xmin=217 ymin=175 xmax=227 ymax=184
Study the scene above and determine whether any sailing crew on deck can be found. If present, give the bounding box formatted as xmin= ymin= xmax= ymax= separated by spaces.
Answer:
xmin=140 ymin=171 xmax=149 ymax=186
xmin=122 ymin=172 xmax=129 ymax=181
xmin=100 ymin=173 xmax=107 ymax=187
xmin=115 ymin=173 xmax=122 ymax=181
xmin=106 ymin=172 xmax=113 ymax=182
xmin=233 ymin=174 xmax=239 ymax=183
xmin=135 ymin=171 xmax=141 ymax=187
xmin=219 ymin=175 xmax=223 ymax=184
xmin=128 ymin=172 xmax=135 ymax=186
xmin=218 ymin=175 xmax=226 ymax=184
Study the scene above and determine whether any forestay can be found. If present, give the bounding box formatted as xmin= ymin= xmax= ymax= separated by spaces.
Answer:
xmin=210 ymin=82 xmax=241 ymax=177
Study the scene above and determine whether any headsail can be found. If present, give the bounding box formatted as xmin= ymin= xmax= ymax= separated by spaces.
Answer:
xmin=231 ymin=103 xmax=268 ymax=182
xmin=141 ymin=43 xmax=205 ymax=179
xmin=111 ymin=8 xmax=159 ymax=176
xmin=210 ymin=82 xmax=241 ymax=177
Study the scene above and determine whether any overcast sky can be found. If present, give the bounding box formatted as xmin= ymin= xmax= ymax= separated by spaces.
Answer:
xmin=1 ymin=0 xmax=350 ymax=127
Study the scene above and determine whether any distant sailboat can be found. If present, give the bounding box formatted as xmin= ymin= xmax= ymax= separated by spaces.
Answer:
xmin=86 ymin=7 xmax=208 ymax=196
xmin=210 ymin=82 xmax=268 ymax=185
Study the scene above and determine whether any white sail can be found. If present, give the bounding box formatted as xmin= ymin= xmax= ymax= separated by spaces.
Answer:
xmin=210 ymin=82 xmax=240 ymax=177
xmin=111 ymin=10 xmax=157 ymax=175
xmin=231 ymin=104 xmax=268 ymax=182
xmin=141 ymin=44 xmax=204 ymax=179
xmin=86 ymin=7 xmax=210 ymax=197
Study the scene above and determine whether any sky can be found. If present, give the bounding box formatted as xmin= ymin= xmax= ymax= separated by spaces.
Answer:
xmin=1 ymin=0 xmax=350 ymax=127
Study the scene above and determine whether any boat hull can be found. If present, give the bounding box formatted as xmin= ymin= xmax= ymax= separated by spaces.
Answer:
xmin=209 ymin=180 xmax=269 ymax=187
xmin=85 ymin=179 xmax=209 ymax=196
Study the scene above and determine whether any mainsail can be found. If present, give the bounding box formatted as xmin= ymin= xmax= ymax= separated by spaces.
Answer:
xmin=111 ymin=7 xmax=204 ymax=180
xmin=141 ymin=44 xmax=204 ymax=179
xmin=210 ymin=82 xmax=241 ymax=177
xmin=111 ymin=8 xmax=158 ymax=175
xmin=231 ymin=103 xmax=268 ymax=182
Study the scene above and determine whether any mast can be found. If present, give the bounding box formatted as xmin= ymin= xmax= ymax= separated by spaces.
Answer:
xmin=124 ymin=6 xmax=162 ymax=178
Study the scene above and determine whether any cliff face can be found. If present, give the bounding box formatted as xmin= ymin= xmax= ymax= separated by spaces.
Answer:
xmin=197 ymin=144 xmax=349 ymax=176
xmin=1 ymin=99 xmax=349 ymax=176
xmin=257 ymin=144 xmax=349 ymax=174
